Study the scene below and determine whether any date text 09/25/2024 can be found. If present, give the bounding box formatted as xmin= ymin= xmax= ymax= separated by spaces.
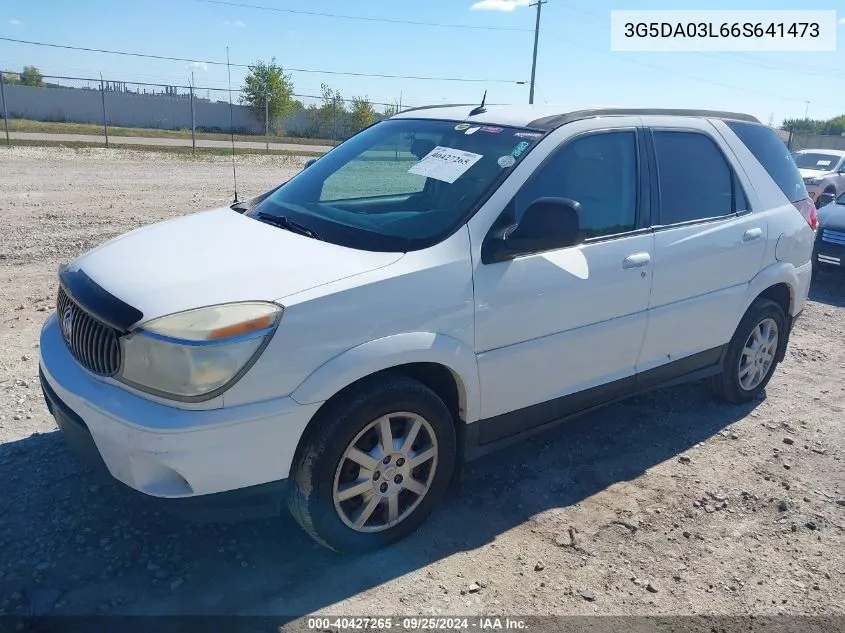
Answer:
xmin=306 ymin=617 xmax=529 ymax=631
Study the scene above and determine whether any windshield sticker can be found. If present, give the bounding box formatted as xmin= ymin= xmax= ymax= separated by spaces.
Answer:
xmin=465 ymin=126 xmax=481 ymax=135
xmin=817 ymin=160 xmax=832 ymax=166
xmin=511 ymin=141 xmax=530 ymax=157
xmin=497 ymin=155 xmax=516 ymax=168
xmin=454 ymin=123 xmax=471 ymax=131
xmin=408 ymin=146 xmax=484 ymax=184
xmin=514 ymin=131 xmax=543 ymax=140
xmin=481 ymin=126 xmax=503 ymax=134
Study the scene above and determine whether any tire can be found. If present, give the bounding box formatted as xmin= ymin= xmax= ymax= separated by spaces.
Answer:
xmin=709 ymin=298 xmax=787 ymax=404
xmin=286 ymin=374 xmax=457 ymax=553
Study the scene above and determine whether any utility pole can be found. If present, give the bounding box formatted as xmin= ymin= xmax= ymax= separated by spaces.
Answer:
xmin=804 ymin=101 xmax=810 ymax=119
xmin=528 ymin=0 xmax=546 ymax=105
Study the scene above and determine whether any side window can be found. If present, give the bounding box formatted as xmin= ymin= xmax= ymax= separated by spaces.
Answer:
xmin=726 ymin=121 xmax=807 ymax=203
xmin=653 ymin=131 xmax=740 ymax=224
xmin=514 ymin=131 xmax=638 ymax=239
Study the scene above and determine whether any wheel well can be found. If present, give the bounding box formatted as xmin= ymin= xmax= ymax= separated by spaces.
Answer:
xmin=294 ymin=363 xmax=467 ymax=462
xmin=823 ymin=185 xmax=836 ymax=193
xmin=757 ymin=283 xmax=791 ymax=318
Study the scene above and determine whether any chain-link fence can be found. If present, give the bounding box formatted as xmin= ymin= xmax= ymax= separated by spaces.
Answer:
xmin=0 ymin=70 xmax=408 ymax=152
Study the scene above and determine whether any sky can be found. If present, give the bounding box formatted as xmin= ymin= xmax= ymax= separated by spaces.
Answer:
xmin=1 ymin=0 xmax=843 ymax=126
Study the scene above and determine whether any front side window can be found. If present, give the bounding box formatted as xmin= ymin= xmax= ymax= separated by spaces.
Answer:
xmin=513 ymin=131 xmax=638 ymax=239
xmin=251 ymin=119 xmax=545 ymax=252
xmin=653 ymin=131 xmax=737 ymax=224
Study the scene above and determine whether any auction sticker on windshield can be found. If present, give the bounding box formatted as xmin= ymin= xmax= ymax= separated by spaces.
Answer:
xmin=408 ymin=146 xmax=484 ymax=184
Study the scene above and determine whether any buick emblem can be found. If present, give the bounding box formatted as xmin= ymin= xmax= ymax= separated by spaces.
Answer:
xmin=61 ymin=307 xmax=74 ymax=342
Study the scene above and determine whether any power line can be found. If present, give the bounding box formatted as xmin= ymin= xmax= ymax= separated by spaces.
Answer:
xmin=190 ymin=0 xmax=534 ymax=32
xmin=541 ymin=30 xmax=843 ymax=110
xmin=0 ymin=37 xmax=526 ymax=84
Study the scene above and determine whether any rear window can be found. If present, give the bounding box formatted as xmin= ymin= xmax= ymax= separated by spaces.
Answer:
xmin=725 ymin=121 xmax=808 ymax=203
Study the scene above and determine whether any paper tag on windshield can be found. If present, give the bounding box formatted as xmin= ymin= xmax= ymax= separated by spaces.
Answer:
xmin=408 ymin=146 xmax=483 ymax=184
xmin=817 ymin=160 xmax=832 ymax=166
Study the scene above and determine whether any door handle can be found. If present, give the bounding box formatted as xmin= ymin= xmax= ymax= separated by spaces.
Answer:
xmin=622 ymin=253 xmax=651 ymax=269
xmin=743 ymin=228 xmax=763 ymax=242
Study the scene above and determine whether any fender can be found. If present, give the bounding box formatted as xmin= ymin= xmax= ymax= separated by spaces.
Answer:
xmin=290 ymin=332 xmax=482 ymax=423
xmin=742 ymin=261 xmax=799 ymax=317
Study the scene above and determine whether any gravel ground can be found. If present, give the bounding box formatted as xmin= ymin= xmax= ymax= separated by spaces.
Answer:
xmin=1 ymin=147 xmax=844 ymax=624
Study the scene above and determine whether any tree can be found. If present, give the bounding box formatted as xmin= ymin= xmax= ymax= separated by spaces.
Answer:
xmin=20 ymin=65 xmax=44 ymax=87
xmin=822 ymin=115 xmax=845 ymax=136
xmin=1 ymin=72 xmax=20 ymax=85
xmin=782 ymin=115 xmax=845 ymax=137
xmin=349 ymin=96 xmax=377 ymax=133
xmin=238 ymin=58 xmax=295 ymax=133
xmin=781 ymin=118 xmax=824 ymax=134
xmin=382 ymin=103 xmax=397 ymax=118
xmin=306 ymin=84 xmax=346 ymax=140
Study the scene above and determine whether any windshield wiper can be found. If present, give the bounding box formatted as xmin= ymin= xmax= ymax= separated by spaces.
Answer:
xmin=256 ymin=212 xmax=321 ymax=240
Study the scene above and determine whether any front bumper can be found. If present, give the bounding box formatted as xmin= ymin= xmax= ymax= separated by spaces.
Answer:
xmin=38 ymin=314 xmax=322 ymax=518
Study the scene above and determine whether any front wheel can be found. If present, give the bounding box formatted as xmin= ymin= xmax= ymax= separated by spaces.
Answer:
xmin=709 ymin=298 xmax=787 ymax=404
xmin=287 ymin=374 xmax=456 ymax=553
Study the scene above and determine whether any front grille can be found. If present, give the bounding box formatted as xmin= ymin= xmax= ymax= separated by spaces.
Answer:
xmin=822 ymin=229 xmax=845 ymax=246
xmin=56 ymin=287 xmax=122 ymax=376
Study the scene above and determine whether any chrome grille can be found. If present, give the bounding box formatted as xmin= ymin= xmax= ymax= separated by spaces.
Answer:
xmin=56 ymin=287 xmax=122 ymax=376
xmin=822 ymin=229 xmax=845 ymax=246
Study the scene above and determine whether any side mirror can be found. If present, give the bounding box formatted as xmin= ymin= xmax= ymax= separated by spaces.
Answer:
xmin=484 ymin=197 xmax=582 ymax=263
xmin=303 ymin=158 xmax=317 ymax=170
xmin=816 ymin=192 xmax=836 ymax=208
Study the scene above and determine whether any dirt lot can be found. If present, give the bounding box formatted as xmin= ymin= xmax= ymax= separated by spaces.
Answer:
xmin=1 ymin=147 xmax=844 ymax=625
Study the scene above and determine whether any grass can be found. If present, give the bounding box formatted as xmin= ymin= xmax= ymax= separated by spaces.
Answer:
xmin=3 ymin=138 xmax=325 ymax=158
xmin=4 ymin=118 xmax=335 ymax=147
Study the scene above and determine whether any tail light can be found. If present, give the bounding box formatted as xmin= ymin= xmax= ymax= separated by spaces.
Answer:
xmin=793 ymin=197 xmax=818 ymax=231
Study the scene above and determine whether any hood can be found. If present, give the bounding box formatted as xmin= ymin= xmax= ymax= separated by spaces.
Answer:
xmin=68 ymin=207 xmax=404 ymax=322
xmin=817 ymin=201 xmax=845 ymax=230
xmin=798 ymin=168 xmax=834 ymax=180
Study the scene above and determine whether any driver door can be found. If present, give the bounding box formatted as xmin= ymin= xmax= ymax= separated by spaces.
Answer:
xmin=469 ymin=122 xmax=655 ymax=445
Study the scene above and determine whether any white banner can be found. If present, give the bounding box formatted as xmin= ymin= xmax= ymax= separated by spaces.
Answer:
xmin=610 ymin=10 xmax=837 ymax=52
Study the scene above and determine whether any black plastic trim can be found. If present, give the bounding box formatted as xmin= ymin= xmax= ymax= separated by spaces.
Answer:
xmin=465 ymin=346 xmax=726 ymax=456
xmin=59 ymin=266 xmax=143 ymax=333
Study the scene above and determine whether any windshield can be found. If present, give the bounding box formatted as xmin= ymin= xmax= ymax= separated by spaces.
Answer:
xmin=792 ymin=152 xmax=842 ymax=171
xmin=250 ymin=118 xmax=545 ymax=252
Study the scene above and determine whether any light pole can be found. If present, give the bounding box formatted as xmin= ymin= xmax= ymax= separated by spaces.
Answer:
xmin=528 ymin=0 xmax=546 ymax=105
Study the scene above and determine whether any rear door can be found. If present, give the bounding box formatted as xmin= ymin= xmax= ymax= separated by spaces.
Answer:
xmin=637 ymin=118 xmax=767 ymax=376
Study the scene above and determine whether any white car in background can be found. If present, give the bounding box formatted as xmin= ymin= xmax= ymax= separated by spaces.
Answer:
xmin=39 ymin=106 xmax=815 ymax=553
xmin=791 ymin=149 xmax=845 ymax=206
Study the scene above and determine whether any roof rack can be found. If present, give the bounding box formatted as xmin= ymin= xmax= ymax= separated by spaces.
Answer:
xmin=393 ymin=103 xmax=475 ymax=115
xmin=528 ymin=108 xmax=760 ymax=130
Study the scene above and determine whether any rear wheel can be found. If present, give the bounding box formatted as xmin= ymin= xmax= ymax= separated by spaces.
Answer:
xmin=709 ymin=298 xmax=786 ymax=404
xmin=287 ymin=374 xmax=456 ymax=553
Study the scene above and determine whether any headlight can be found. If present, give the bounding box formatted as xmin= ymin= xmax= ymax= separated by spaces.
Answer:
xmin=119 ymin=302 xmax=282 ymax=400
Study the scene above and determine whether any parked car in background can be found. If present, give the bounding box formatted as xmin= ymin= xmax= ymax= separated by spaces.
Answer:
xmin=791 ymin=149 xmax=845 ymax=206
xmin=39 ymin=106 xmax=815 ymax=552
xmin=814 ymin=190 xmax=845 ymax=273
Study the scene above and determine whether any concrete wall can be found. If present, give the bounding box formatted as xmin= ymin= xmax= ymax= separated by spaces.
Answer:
xmin=2 ymin=83 xmax=264 ymax=133
xmin=789 ymin=133 xmax=845 ymax=151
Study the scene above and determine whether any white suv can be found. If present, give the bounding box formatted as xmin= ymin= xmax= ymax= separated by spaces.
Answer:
xmin=39 ymin=107 xmax=816 ymax=552
xmin=791 ymin=148 xmax=845 ymax=206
